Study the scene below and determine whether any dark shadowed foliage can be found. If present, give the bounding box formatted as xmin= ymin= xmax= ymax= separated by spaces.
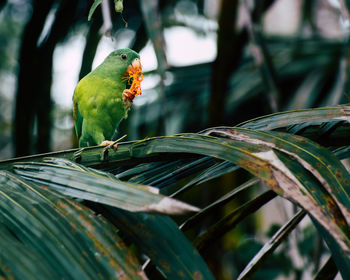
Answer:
xmin=0 ymin=0 xmax=350 ymax=279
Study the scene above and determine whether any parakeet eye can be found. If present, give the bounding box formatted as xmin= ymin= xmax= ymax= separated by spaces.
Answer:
xmin=121 ymin=54 xmax=128 ymax=60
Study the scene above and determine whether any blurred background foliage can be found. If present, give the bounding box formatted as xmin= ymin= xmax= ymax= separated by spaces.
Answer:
xmin=1 ymin=0 xmax=350 ymax=158
xmin=1 ymin=0 xmax=350 ymax=279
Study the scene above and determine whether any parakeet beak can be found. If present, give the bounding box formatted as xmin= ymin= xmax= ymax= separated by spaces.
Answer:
xmin=127 ymin=58 xmax=142 ymax=73
xmin=125 ymin=58 xmax=143 ymax=97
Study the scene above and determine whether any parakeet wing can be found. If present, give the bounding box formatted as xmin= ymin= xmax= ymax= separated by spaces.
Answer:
xmin=73 ymin=98 xmax=83 ymax=140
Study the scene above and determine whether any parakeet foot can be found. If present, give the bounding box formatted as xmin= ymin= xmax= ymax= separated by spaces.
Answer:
xmin=99 ymin=135 xmax=127 ymax=161
xmin=100 ymin=140 xmax=118 ymax=150
xmin=122 ymin=89 xmax=133 ymax=108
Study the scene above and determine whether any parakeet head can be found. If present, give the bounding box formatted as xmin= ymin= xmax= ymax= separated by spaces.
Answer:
xmin=106 ymin=48 xmax=140 ymax=69
xmin=104 ymin=48 xmax=143 ymax=97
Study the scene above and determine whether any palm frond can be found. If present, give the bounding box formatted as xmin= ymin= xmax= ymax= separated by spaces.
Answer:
xmin=13 ymin=158 xmax=199 ymax=214
xmin=108 ymin=209 xmax=215 ymax=280
xmin=1 ymin=105 xmax=350 ymax=278
xmin=237 ymin=209 xmax=307 ymax=280
xmin=193 ymin=190 xmax=277 ymax=252
xmin=0 ymin=171 xmax=146 ymax=279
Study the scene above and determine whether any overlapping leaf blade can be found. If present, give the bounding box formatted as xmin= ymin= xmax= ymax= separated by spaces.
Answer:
xmin=237 ymin=105 xmax=350 ymax=131
xmin=237 ymin=209 xmax=307 ymax=280
xmin=0 ymin=171 xmax=146 ymax=279
xmin=1 ymin=105 xmax=350 ymax=279
xmin=204 ymin=127 xmax=350 ymax=220
xmin=108 ymin=209 xmax=215 ymax=280
xmin=180 ymin=178 xmax=260 ymax=231
xmin=13 ymin=159 xmax=199 ymax=215
xmin=113 ymin=155 xmax=238 ymax=197
xmin=169 ymin=159 xmax=239 ymax=197
xmin=0 ymin=222 xmax=56 ymax=279
xmin=127 ymin=131 xmax=350 ymax=277
xmin=193 ymin=190 xmax=277 ymax=251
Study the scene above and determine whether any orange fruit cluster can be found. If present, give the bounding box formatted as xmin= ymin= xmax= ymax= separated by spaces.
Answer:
xmin=128 ymin=68 xmax=143 ymax=98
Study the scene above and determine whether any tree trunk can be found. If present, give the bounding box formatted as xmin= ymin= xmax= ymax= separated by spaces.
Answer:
xmin=14 ymin=0 xmax=55 ymax=156
xmin=209 ymin=0 xmax=246 ymax=127
xmin=14 ymin=0 xmax=79 ymax=156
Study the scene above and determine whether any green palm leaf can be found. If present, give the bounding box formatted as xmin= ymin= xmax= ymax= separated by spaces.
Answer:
xmin=127 ymin=132 xmax=350 ymax=276
xmin=0 ymin=171 xmax=146 ymax=279
xmin=109 ymin=209 xmax=215 ymax=280
xmin=193 ymin=190 xmax=277 ymax=252
xmin=237 ymin=105 xmax=350 ymax=132
xmin=13 ymin=158 xmax=199 ymax=214
xmin=2 ymin=105 xmax=350 ymax=278
xmin=237 ymin=209 xmax=307 ymax=280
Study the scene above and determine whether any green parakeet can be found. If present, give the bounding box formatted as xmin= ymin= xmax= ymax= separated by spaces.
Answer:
xmin=73 ymin=48 xmax=143 ymax=147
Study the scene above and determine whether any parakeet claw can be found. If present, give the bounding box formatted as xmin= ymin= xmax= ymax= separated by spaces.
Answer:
xmin=100 ymin=140 xmax=118 ymax=150
xmin=122 ymin=89 xmax=133 ymax=108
